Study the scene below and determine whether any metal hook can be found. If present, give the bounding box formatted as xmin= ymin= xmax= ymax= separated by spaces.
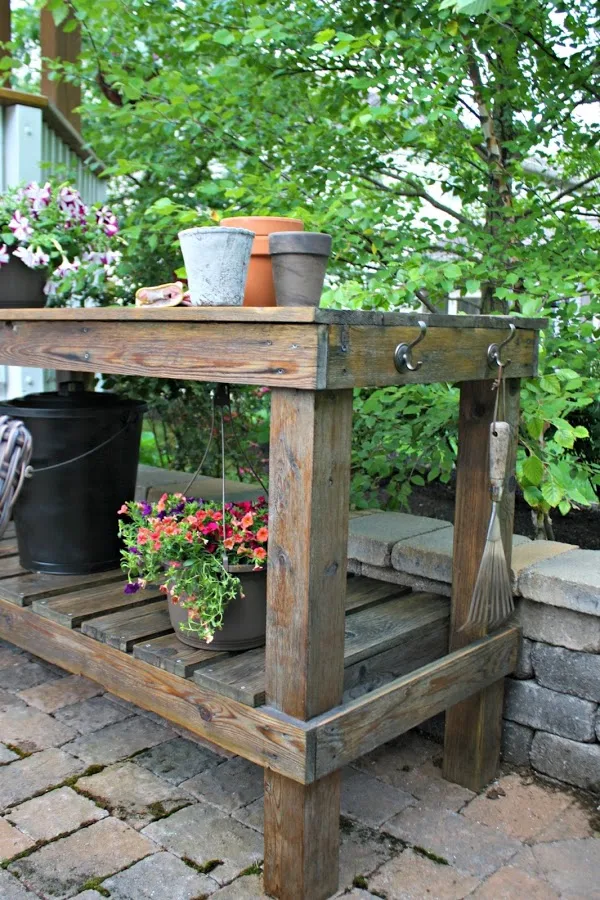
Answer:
xmin=487 ymin=323 xmax=516 ymax=369
xmin=394 ymin=320 xmax=427 ymax=373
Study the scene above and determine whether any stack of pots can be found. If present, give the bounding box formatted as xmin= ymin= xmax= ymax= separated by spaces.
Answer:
xmin=220 ymin=216 xmax=303 ymax=307
xmin=178 ymin=215 xmax=332 ymax=308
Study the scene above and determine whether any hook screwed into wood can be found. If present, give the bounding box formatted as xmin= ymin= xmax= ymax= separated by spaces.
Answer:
xmin=487 ymin=323 xmax=516 ymax=369
xmin=394 ymin=320 xmax=428 ymax=373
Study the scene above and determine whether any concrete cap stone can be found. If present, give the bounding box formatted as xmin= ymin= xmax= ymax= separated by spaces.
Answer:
xmin=517 ymin=549 xmax=600 ymax=616
xmin=348 ymin=512 xmax=450 ymax=568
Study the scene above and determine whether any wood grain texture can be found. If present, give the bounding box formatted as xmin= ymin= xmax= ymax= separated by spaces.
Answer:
xmin=0 ymin=598 xmax=310 ymax=783
xmin=81 ymin=601 xmax=173 ymax=651
xmin=326 ymin=325 xmax=539 ymax=388
xmin=0 ymin=307 xmax=546 ymax=328
xmin=266 ymin=389 xmax=353 ymax=718
xmin=194 ymin=591 xmax=448 ymax=707
xmin=0 ymin=556 xmax=25 ymax=578
xmin=0 ymin=540 xmax=18 ymax=559
xmin=264 ymin=769 xmax=341 ymax=900
xmin=443 ymin=380 xmax=520 ymax=791
xmin=32 ymin=583 xmax=161 ymax=628
xmin=132 ymin=633 xmax=226 ymax=678
xmin=0 ymin=321 xmax=327 ymax=389
xmin=312 ymin=626 xmax=519 ymax=779
xmin=264 ymin=388 xmax=353 ymax=899
xmin=0 ymin=568 xmax=122 ymax=606
xmin=0 ymin=86 xmax=48 ymax=108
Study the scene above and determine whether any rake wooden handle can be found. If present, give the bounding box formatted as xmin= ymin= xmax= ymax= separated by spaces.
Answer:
xmin=489 ymin=422 xmax=511 ymax=501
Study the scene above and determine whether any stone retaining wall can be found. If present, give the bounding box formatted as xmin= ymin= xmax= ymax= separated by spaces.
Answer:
xmin=347 ymin=510 xmax=600 ymax=794
xmin=136 ymin=466 xmax=600 ymax=793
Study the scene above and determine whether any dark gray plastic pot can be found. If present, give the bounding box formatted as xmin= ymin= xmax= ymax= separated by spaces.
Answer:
xmin=168 ymin=566 xmax=267 ymax=651
xmin=0 ymin=256 xmax=46 ymax=308
xmin=269 ymin=231 xmax=332 ymax=307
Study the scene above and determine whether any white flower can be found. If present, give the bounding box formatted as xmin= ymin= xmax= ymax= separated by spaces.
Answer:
xmin=0 ymin=244 xmax=10 ymax=267
xmin=43 ymin=280 xmax=58 ymax=297
xmin=13 ymin=246 xmax=37 ymax=268
xmin=25 ymin=181 xmax=52 ymax=213
xmin=13 ymin=245 xmax=49 ymax=269
xmin=54 ymin=257 xmax=81 ymax=278
xmin=9 ymin=210 xmax=33 ymax=241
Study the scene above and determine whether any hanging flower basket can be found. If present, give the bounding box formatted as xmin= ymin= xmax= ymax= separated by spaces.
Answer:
xmin=119 ymin=493 xmax=268 ymax=649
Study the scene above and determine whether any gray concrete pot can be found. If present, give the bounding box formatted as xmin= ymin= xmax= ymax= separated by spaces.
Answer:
xmin=168 ymin=566 xmax=267 ymax=651
xmin=178 ymin=226 xmax=254 ymax=306
xmin=269 ymin=231 xmax=332 ymax=307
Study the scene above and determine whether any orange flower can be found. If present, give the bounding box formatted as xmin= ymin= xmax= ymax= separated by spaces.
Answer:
xmin=253 ymin=546 xmax=267 ymax=561
xmin=241 ymin=512 xmax=254 ymax=529
xmin=185 ymin=532 xmax=194 ymax=543
xmin=118 ymin=503 xmax=129 ymax=514
xmin=156 ymin=492 xmax=168 ymax=513
xmin=256 ymin=526 xmax=268 ymax=543
xmin=223 ymin=537 xmax=235 ymax=550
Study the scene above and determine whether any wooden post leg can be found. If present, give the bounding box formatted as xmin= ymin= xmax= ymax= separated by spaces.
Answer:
xmin=443 ymin=378 xmax=520 ymax=791
xmin=263 ymin=388 xmax=353 ymax=900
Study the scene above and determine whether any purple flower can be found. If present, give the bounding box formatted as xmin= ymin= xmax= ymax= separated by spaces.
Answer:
xmin=0 ymin=245 xmax=10 ymax=268
xmin=124 ymin=581 xmax=141 ymax=594
xmin=126 ymin=546 xmax=141 ymax=555
xmin=140 ymin=502 xmax=152 ymax=516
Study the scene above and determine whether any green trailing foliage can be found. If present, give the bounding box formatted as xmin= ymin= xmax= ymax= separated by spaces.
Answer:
xmin=10 ymin=0 xmax=599 ymax=529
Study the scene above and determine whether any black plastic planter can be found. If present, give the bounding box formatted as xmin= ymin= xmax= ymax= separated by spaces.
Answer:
xmin=269 ymin=231 xmax=332 ymax=307
xmin=0 ymin=385 xmax=145 ymax=574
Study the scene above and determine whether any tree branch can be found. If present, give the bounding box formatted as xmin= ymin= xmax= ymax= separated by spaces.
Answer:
xmin=549 ymin=171 xmax=600 ymax=207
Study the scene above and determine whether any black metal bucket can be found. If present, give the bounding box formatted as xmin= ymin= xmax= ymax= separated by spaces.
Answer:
xmin=0 ymin=385 xmax=145 ymax=574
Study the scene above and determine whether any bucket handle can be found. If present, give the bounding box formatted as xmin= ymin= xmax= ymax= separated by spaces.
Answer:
xmin=27 ymin=414 xmax=137 ymax=477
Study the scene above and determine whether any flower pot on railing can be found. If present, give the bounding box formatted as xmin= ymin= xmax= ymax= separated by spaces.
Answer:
xmin=220 ymin=216 xmax=304 ymax=307
xmin=269 ymin=231 xmax=332 ymax=307
xmin=178 ymin=226 xmax=254 ymax=306
xmin=168 ymin=566 xmax=267 ymax=651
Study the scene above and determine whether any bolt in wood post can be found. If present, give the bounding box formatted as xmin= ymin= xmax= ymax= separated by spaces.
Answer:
xmin=264 ymin=388 xmax=353 ymax=900
xmin=443 ymin=378 xmax=521 ymax=791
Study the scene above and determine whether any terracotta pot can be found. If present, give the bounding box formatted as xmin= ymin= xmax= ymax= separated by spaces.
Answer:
xmin=0 ymin=255 xmax=47 ymax=309
xmin=220 ymin=216 xmax=303 ymax=307
xmin=167 ymin=566 xmax=267 ymax=651
xmin=177 ymin=226 xmax=254 ymax=306
xmin=269 ymin=232 xmax=332 ymax=307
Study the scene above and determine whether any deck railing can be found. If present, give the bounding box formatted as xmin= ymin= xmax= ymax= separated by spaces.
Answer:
xmin=0 ymin=87 xmax=106 ymax=399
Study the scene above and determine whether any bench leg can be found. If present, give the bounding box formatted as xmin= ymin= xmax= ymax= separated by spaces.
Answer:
xmin=444 ymin=378 xmax=520 ymax=791
xmin=263 ymin=388 xmax=353 ymax=900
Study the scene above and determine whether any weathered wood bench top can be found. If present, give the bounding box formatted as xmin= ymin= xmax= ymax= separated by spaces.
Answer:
xmin=0 ymin=308 xmax=545 ymax=389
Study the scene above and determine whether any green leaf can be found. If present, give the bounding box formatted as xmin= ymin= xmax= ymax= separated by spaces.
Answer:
xmin=558 ymin=500 xmax=571 ymax=515
xmin=523 ymin=486 xmax=543 ymax=508
xmin=522 ymin=454 xmax=543 ymax=486
xmin=315 ymin=28 xmax=336 ymax=43
xmin=213 ymin=29 xmax=235 ymax=46
xmin=541 ymin=482 xmax=563 ymax=507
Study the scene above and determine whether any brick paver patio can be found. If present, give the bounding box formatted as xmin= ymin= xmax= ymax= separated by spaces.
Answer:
xmin=0 ymin=638 xmax=598 ymax=899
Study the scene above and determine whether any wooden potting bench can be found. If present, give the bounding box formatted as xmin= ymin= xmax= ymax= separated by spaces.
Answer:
xmin=0 ymin=307 xmax=544 ymax=899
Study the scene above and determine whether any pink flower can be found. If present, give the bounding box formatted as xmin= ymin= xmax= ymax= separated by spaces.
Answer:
xmin=25 ymin=181 xmax=51 ymax=213
xmin=9 ymin=210 xmax=33 ymax=241
xmin=95 ymin=205 xmax=119 ymax=237
xmin=0 ymin=245 xmax=10 ymax=267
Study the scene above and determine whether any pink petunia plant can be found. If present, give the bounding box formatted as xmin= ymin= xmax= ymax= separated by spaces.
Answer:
xmin=0 ymin=179 xmax=122 ymax=306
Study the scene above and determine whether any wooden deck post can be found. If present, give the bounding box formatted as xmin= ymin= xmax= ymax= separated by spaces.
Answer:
xmin=264 ymin=388 xmax=353 ymax=900
xmin=0 ymin=0 xmax=10 ymax=86
xmin=40 ymin=8 xmax=81 ymax=132
xmin=443 ymin=377 xmax=520 ymax=791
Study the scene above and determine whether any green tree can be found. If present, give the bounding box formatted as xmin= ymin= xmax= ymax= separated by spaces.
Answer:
xmin=16 ymin=0 xmax=600 ymax=527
